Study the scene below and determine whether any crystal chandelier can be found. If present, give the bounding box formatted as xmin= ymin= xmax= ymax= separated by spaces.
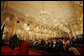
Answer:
xmin=23 ymin=24 xmax=30 ymax=31
xmin=39 ymin=1 xmax=50 ymax=20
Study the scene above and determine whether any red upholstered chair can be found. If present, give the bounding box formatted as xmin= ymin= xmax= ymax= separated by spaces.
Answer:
xmin=11 ymin=42 xmax=28 ymax=55
xmin=1 ymin=46 xmax=13 ymax=55
xmin=11 ymin=47 xmax=20 ymax=55
xmin=29 ymin=50 xmax=43 ymax=55
xmin=78 ymin=48 xmax=83 ymax=55
xmin=59 ymin=52 xmax=69 ymax=55
xmin=1 ymin=46 xmax=21 ymax=55
xmin=19 ymin=42 xmax=28 ymax=55
xmin=29 ymin=49 xmax=43 ymax=55
xmin=1 ymin=42 xmax=28 ymax=55
xmin=29 ymin=51 xmax=36 ymax=55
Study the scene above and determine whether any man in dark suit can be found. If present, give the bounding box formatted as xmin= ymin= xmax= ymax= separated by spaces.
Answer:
xmin=46 ymin=41 xmax=50 ymax=47
xmin=9 ymin=34 xmax=20 ymax=50
xmin=41 ymin=39 xmax=45 ymax=46
xmin=51 ymin=40 xmax=53 ymax=47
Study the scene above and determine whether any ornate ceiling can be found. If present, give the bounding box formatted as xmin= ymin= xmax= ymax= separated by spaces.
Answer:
xmin=4 ymin=1 xmax=77 ymax=25
xmin=1 ymin=1 xmax=83 ymax=40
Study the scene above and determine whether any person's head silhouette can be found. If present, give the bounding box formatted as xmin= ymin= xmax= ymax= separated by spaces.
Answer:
xmin=13 ymin=34 xmax=17 ymax=38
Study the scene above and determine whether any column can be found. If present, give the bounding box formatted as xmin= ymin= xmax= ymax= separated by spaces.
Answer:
xmin=69 ymin=24 xmax=76 ymax=38
xmin=65 ymin=24 xmax=72 ymax=38
xmin=52 ymin=27 xmax=53 ymax=39
xmin=10 ymin=15 xmax=17 ymax=37
xmin=39 ymin=25 xmax=42 ymax=40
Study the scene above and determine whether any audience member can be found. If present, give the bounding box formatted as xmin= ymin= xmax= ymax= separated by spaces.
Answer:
xmin=9 ymin=34 xmax=20 ymax=50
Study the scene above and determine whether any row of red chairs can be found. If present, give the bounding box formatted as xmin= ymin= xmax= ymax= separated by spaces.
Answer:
xmin=1 ymin=42 xmax=28 ymax=55
xmin=1 ymin=42 xmax=83 ymax=55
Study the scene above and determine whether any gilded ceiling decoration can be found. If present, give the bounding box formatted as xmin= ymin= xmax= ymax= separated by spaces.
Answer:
xmin=1 ymin=1 xmax=83 ymax=40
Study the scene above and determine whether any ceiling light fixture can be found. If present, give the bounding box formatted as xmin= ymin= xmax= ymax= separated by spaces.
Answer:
xmin=39 ymin=1 xmax=50 ymax=20
xmin=23 ymin=24 xmax=30 ymax=31
xmin=35 ymin=27 xmax=39 ymax=32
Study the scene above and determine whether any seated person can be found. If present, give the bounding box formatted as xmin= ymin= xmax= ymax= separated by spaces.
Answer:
xmin=41 ymin=39 xmax=45 ymax=46
xmin=9 ymin=34 xmax=20 ymax=50
xmin=69 ymin=45 xmax=80 ymax=55
xmin=50 ymin=40 xmax=53 ymax=47
xmin=45 ymin=40 xmax=48 ymax=46
xmin=55 ymin=40 xmax=60 ymax=48
xmin=45 ymin=41 xmax=51 ymax=47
